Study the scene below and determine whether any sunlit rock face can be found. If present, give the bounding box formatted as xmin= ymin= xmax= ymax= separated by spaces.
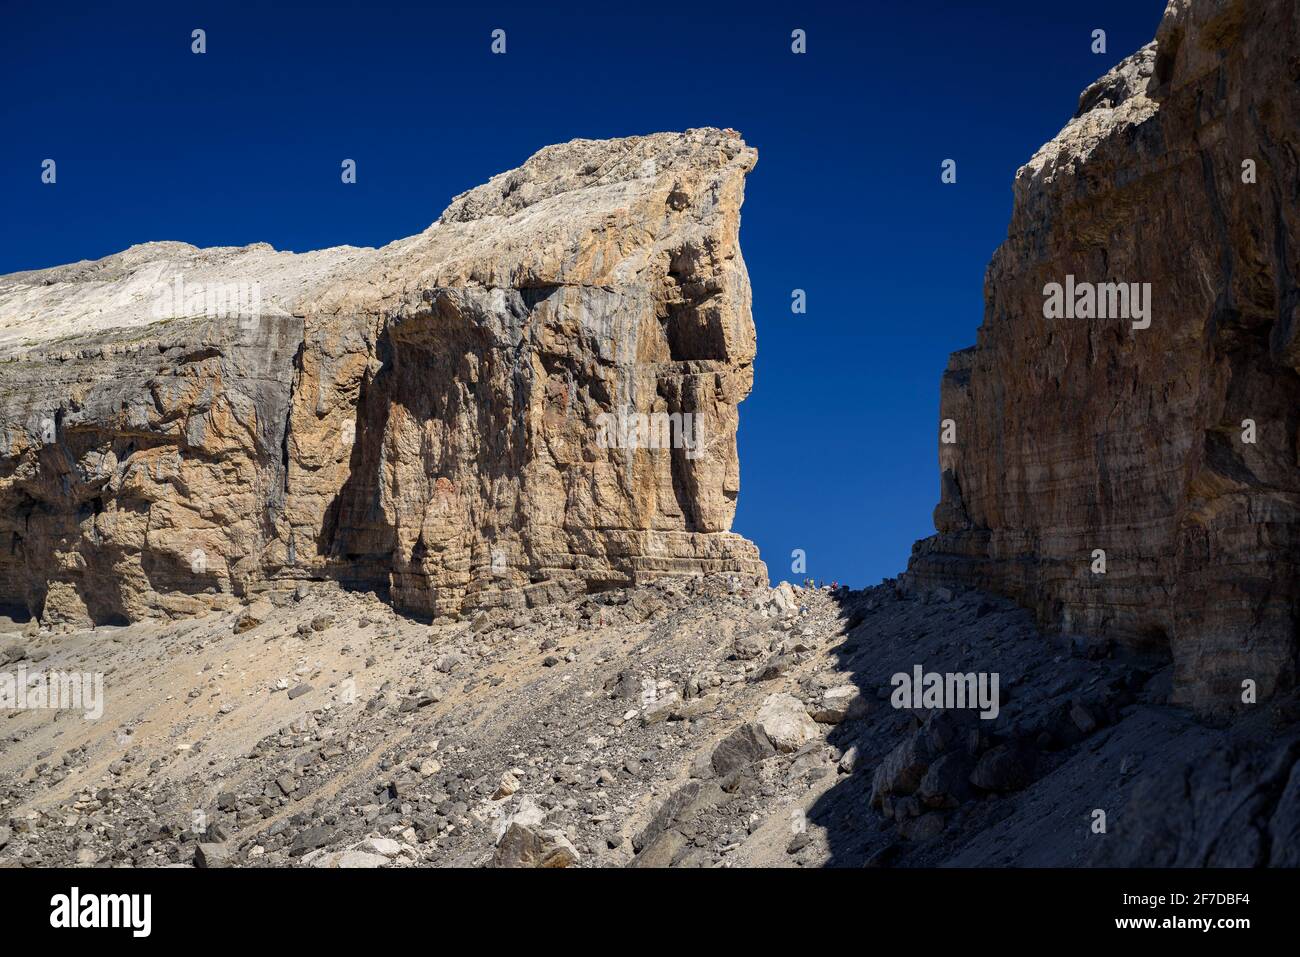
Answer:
xmin=0 ymin=128 xmax=766 ymax=625
xmin=909 ymin=0 xmax=1300 ymax=715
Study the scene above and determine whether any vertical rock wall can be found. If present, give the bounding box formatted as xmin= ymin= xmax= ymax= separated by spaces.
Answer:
xmin=0 ymin=129 xmax=766 ymax=625
xmin=910 ymin=0 xmax=1300 ymax=714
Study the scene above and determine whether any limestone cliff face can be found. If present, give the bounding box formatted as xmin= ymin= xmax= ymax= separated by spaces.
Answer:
xmin=909 ymin=0 xmax=1300 ymax=714
xmin=0 ymin=128 xmax=766 ymax=625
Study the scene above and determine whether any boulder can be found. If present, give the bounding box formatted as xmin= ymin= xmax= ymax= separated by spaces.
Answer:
xmin=870 ymin=734 xmax=931 ymax=807
xmin=493 ymin=772 xmax=521 ymax=799
xmin=493 ymin=796 xmax=546 ymax=843
xmin=812 ymin=685 xmax=868 ymax=723
xmin=640 ymin=691 xmax=681 ymax=726
xmin=194 ymin=843 xmax=232 ymax=868
xmin=755 ymin=693 xmax=819 ymax=752
xmin=969 ymin=743 xmax=1037 ymax=792
xmin=711 ymin=723 xmax=776 ymax=776
xmin=493 ymin=823 xmax=580 ymax=868
xmin=288 ymin=825 xmax=341 ymax=857
xmin=354 ymin=837 xmax=403 ymax=858
xmin=918 ymin=751 xmax=975 ymax=808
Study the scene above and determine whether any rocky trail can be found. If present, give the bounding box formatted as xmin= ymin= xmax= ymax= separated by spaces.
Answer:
xmin=4 ymin=575 xmax=1296 ymax=868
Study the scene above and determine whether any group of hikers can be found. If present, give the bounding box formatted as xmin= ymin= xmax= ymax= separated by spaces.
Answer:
xmin=802 ymin=578 xmax=843 ymax=592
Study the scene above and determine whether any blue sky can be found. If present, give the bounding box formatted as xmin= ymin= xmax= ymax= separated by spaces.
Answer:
xmin=0 ymin=0 xmax=1167 ymax=586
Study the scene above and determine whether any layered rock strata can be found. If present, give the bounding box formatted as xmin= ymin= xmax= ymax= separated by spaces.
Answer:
xmin=909 ymin=0 xmax=1300 ymax=714
xmin=0 ymin=128 xmax=765 ymax=624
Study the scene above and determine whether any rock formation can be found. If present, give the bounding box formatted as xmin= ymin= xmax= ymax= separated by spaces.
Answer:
xmin=0 ymin=128 xmax=766 ymax=625
xmin=909 ymin=0 xmax=1300 ymax=715
xmin=7 ymin=0 xmax=1300 ymax=874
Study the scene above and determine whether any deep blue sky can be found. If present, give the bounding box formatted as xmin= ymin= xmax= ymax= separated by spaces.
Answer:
xmin=1 ymin=1 xmax=1166 ymax=587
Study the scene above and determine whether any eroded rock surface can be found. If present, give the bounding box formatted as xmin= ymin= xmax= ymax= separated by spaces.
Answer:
xmin=0 ymin=128 xmax=765 ymax=625
xmin=909 ymin=0 xmax=1300 ymax=715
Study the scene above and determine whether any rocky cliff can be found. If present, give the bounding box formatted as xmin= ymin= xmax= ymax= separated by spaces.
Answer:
xmin=0 ymin=129 xmax=766 ymax=626
xmin=909 ymin=0 xmax=1300 ymax=715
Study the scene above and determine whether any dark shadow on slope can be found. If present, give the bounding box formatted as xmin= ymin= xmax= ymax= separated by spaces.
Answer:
xmin=806 ymin=581 xmax=1300 ymax=867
